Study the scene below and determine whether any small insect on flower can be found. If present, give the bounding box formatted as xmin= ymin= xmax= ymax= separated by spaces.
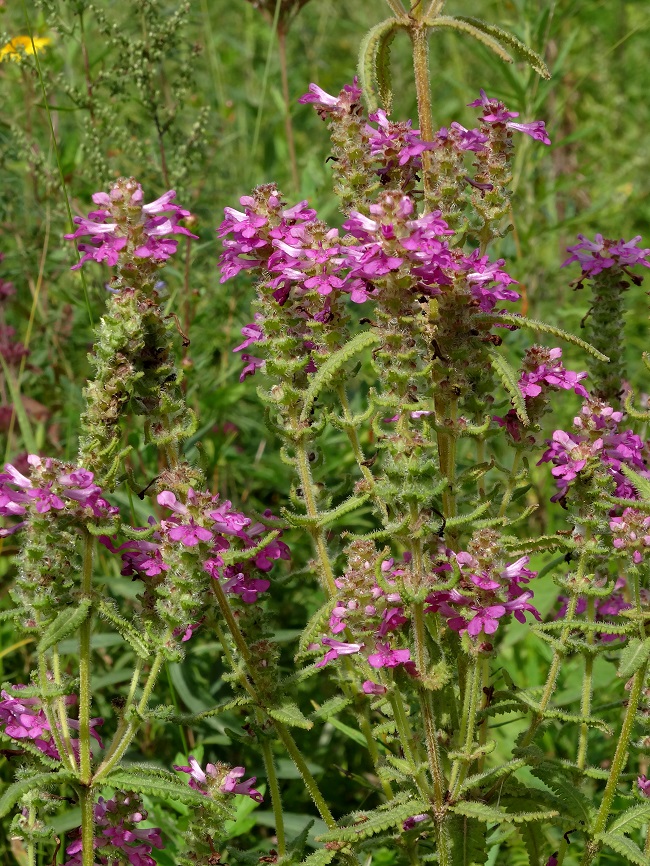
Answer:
xmin=0 ymin=36 xmax=51 ymax=63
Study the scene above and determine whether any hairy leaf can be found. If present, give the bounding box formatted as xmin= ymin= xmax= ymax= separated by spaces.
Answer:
xmin=268 ymin=701 xmax=313 ymax=730
xmin=358 ymin=18 xmax=402 ymax=113
xmin=487 ymin=347 xmax=529 ymax=425
xmin=451 ymin=801 xmax=558 ymax=824
xmin=455 ymin=17 xmax=551 ymax=78
xmin=448 ymin=814 xmax=489 ymax=865
xmin=310 ymin=695 xmax=352 ymax=721
xmin=429 ymin=17 xmax=514 ymax=66
xmin=96 ymin=598 xmax=152 ymax=659
xmin=596 ymin=831 xmax=650 ymax=866
xmin=37 ymin=599 xmax=92 ymax=654
xmin=318 ymin=799 xmax=428 ymax=843
xmin=0 ymin=770 xmax=77 ymax=817
xmin=618 ymin=637 xmax=650 ymax=679
xmin=106 ymin=766 xmax=231 ymax=814
xmin=299 ymin=331 xmax=380 ymax=422
xmin=490 ymin=313 xmax=609 ymax=361
xmin=607 ymin=802 xmax=650 ymax=835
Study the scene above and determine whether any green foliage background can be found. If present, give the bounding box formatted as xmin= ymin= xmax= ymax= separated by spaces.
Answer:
xmin=0 ymin=0 xmax=649 ymax=863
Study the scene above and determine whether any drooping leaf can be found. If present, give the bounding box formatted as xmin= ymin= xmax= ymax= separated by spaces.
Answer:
xmin=451 ymin=801 xmax=558 ymax=824
xmin=621 ymin=464 xmax=650 ymax=502
xmin=301 ymin=849 xmax=339 ymax=866
xmin=607 ymin=802 xmax=650 ymax=835
xmin=0 ymin=770 xmax=77 ymax=817
xmin=487 ymin=347 xmax=529 ymax=425
xmin=617 ymin=637 xmax=650 ymax=679
xmin=448 ymin=814 xmax=489 ymax=865
xmin=299 ymin=331 xmax=380 ymax=422
xmin=106 ymin=766 xmax=231 ymax=814
xmin=37 ymin=599 xmax=92 ymax=654
xmin=428 ymin=16 xmax=514 ymax=67
xmin=95 ymin=598 xmax=152 ymax=659
xmin=490 ymin=313 xmax=609 ymax=361
xmin=358 ymin=18 xmax=402 ymax=113
xmin=310 ymin=695 xmax=352 ymax=721
xmin=318 ymin=799 xmax=429 ymax=843
xmin=267 ymin=701 xmax=313 ymax=730
xmin=455 ymin=17 xmax=551 ymax=78
xmin=596 ymin=832 xmax=650 ymax=866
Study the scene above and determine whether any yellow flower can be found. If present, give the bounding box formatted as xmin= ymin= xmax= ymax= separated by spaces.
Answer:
xmin=0 ymin=35 xmax=51 ymax=63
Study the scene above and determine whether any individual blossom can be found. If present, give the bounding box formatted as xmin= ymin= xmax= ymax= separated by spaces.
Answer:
xmin=638 ymin=775 xmax=650 ymax=797
xmin=174 ymin=756 xmax=263 ymax=802
xmin=65 ymin=178 xmax=198 ymax=272
xmin=298 ymin=79 xmax=363 ymax=118
xmin=403 ymin=813 xmax=430 ymax=831
xmin=563 ymin=234 xmax=650 ymax=277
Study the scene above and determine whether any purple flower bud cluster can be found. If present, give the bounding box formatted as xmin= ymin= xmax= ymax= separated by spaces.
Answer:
xmin=563 ymin=233 xmax=650 ymax=277
xmin=495 ymin=347 xmax=589 ymax=441
xmin=426 ymin=548 xmax=540 ymax=638
xmin=65 ymin=178 xmax=197 ymax=272
xmin=610 ymin=508 xmax=650 ymax=563
xmin=0 ymin=456 xmax=119 ymax=537
xmin=539 ymin=399 xmax=650 ymax=502
xmin=64 ymin=794 xmax=162 ymax=866
xmin=100 ymin=489 xmax=289 ymax=619
xmin=468 ymin=90 xmax=551 ymax=144
xmin=0 ymin=684 xmax=103 ymax=761
xmin=174 ymin=755 xmax=263 ymax=802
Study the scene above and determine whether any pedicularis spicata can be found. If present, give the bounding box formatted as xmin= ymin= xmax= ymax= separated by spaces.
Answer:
xmin=2 ymin=3 xmax=650 ymax=866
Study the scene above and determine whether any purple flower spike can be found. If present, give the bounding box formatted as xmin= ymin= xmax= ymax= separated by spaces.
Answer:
xmin=563 ymin=233 xmax=650 ymax=275
xmin=638 ymin=775 xmax=650 ymax=797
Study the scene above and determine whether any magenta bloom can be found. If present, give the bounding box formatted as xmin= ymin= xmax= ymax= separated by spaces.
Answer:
xmin=367 ymin=643 xmax=411 ymax=669
xmin=65 ymin=179 xmax=197 ymax=271
xmin=174 ymin=756 xmax=263 ymax=803
xmin=315 ymin=637 xmax=364 ymax=667
xmin=638 ymin=775 xmax=650 ymax=797
xmin=221 ymin=766 xmax=264 ymax=802
xmin=469 ymin=90 xmax=550 ymax=144
xmin=563 ymin=233 xmax=650 ymax=275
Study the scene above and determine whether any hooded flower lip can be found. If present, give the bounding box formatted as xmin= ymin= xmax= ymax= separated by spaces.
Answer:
xmin=468 ymin=89 xmax=551 ymax=144
xmin=563 ymin=233 xmax=650 ymax=275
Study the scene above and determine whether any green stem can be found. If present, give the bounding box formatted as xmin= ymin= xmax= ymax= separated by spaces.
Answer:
xmin=498 ymin=450 xmax=523 ymax=518
xmin=51 ymin=649 xmax=76 ymax=770
xmin=37 ymin=655 xmax=72 ymax=771
xmin=26 ymin=804 xmax=36 ymax=866
xmin=409 ymin=23 xmax=435 ymax=203
xmin=449 ymin=652 xmax=481 ymax=798
xmin=412 ymin=601 xmax=428 ymax=675
xmin=79 ymin=532 xmax=94 ymax=784
xmin=274 ymin=722 xmax=336 ymax=828
xmin=359 ymin=710 xmax=394 ymax=799
xmin=519 ymin=592 xmax=579 ymax=748
xmin=388 ymin=689 xmax=432 ymax=800
xmin=294 ymin=434 xmax=338 ymax=596
xmin=580 ymin=661 xmax=649 ymax=865
xmin=80 ymin=786 xmax=95 ymax=866
xmin=261 ymin=736 xmax=286 ymax=856
xmin=418 ymin=685 xmax=445 ymax=808
xmin=336 ymin=383 xmax=388 ymax=521
xmin=577 ymin=596 xmax=595 ymax=771
xmin=93 ymin=648 xmax=167 ymax=783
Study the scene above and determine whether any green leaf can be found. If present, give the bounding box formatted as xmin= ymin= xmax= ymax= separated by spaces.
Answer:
xmin=451 ymin=801 xmax=558 ymax=824
xmin=621 ymin=464 xmax=650 ymax=502
xmin=95 ymin=598 xmax=152 ymax=659
xmin=0 ymin=770 xmax=77 ymax=817
xmin=297 ymin=600 xmax=337 ymax=657
xmin=454 ymin=17 xmax=551 ymax=78
xmin=445 ymin=500 xmax=491 ymax=529
xmin=358 ymin=18 xmax=402 ymax=113
xmin=301 ymin=849 xmax=338 ymax=866
xmin=429 ymin=16 xmax=514 ymax=67
xmin=487 ymin=347 xmax=529 ymax=425
xmin=490 ymin=313 xmax=609 ymax=361
xmin=318 ymin=799 xmax=429 ymax=843
xmin=531 ymin=766 xmax=593 ymax=828
xmin=267 ymin=701 xmax=313 ymax=730
xmin=37 ymin=599 xmax=92 ymax=654
xmin=449 ymin=814 xmax=489 ymax=866
xmin=219 ymin=530 xmax=281 ymax=566
xmin=617 ymin=637 xmax=650 ymax=679
xmin=608 ymin=803 xmax=650 ymax=835
xmin=460 ymin=759 xmax=528 ymax=795
xmin=0 ymin=356 xmax=37 ymax=454
xmin=311 ymin=695 xmax=352 ymax=721
xmin=283 ymin=494 xmax=369 ymax=530
xmin=596 ymin=832 xmax=650 ymax=866
xmin=106 ymin=766 xmax=231 ymax=814
xmin=299 ymin=331 xmax=380 ymax=422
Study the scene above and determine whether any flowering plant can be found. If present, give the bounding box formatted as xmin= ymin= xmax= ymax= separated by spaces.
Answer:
xmin=2 ymin=2 xmax=650 ymax=866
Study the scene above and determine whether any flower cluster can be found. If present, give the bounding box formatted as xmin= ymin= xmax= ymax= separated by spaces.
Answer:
xmin=539 ymin=399 xmax=650 ymax=502
xmin=468 ymin=89 xmax=551 ymax=144
xmin=0 ymin=456 xmax=119 ymax=537
xmin=495 ymin=346 xmax=589 ymax=441
xmin=174 ymin=755 xmax=263 ymax=802
xmin=64 ymin=794 xmax=162 ymax=866
xmin=563 ymin=234 xmax=650 ymax=277
xmin=65 ymin=178 xmax=197 ymax=273
xmin=610 ymin=508 xmax=650 ymax=563
xmin=426 ymin=538 xmax=540 ymax=638
xmin=0 ymin=685 xmax=103 ymax=760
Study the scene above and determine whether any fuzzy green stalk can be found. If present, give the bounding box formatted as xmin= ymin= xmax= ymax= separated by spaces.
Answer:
xmin=293 ymin=432 xmax=338 ymax=597
xmin=79 ymin=532 xmax=94 ymax=784
xmin=98 ymin=659 xmax=144 ymax=772
xmin=261 ymin=735 xmax=286 ymax=856
xmin=409 ymin=23 xmax=435 ymax=204
xmin=387 ymin=688 xmax=432 ymax=800
xmin=26 ymin=804 xmax=36 ymax=866
xmin=418 ymin=684 xmax=446 ymax=809
xmin=583 ymin=269 xmax=628 ymax=405
xmin=210 ymin=587 xmax=335 ymax=826
xmin=52 ymin=649 xmax=76 ymax=770
xmin=449 ymin=651 xmax=482 ymax=798
xmin=475 ymin=655 xmax=491 ymax=775
xmin=498 ymin=450 xmax=523 ymax=518
xmin=359 ymin=709 xmax=394 ymax=800
xmin=580 ymin=660 xmax=649 ymax=865
xmin=519 ymin=591 xmax=580 ymax=748
xmin=577 ymin=596 xmax=595 ymax=771
xmin=93 ymin=647 xmax=168 ymax=783
xmin=36 ymin=654 xmax=71 ymax=772
xmin=336 ymin=383 xmax=388 ymax=521
xmin=79 ymin=785 xmax=95 ymax=866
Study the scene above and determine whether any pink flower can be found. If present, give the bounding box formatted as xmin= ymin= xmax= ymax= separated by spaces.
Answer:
xmin=362 ymin=680 xmax=387 ymax=695
xmin=638 ymin=775 xmax=650 ymax=797
xmin=367 ymin=643 xmax=411 ymax=669
xmin=221 ymin=766 xmax=264 ymax=802
xmin=315 ymin=637 xmax=364 ymax=667
xmin=563 ymin=233 xmax=650 ymax=275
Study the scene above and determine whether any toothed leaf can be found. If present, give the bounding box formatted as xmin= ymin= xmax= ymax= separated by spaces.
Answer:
xmin=455 ymin=17 xmax=551 ymax=78
xmin=487 ymin=347 xmax=529 ymax=425
xmin=429 ymin=16 xmax=514 ymax=66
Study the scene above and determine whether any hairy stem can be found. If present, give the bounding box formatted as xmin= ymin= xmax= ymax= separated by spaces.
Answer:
xmin=80 ymin=785 xmax=95 ymax=866
xmin=79 ymin=532 xmax=94 ymax=784
xmin=261 ymin=735 xmax=286 ymax=856
xmin=449 ymin=651 xmax=481 ymax=798
xmin=409 ymin=23 xmax=435 ymax=202
xmin=577 ymin=596 xmax=595 ymax=771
